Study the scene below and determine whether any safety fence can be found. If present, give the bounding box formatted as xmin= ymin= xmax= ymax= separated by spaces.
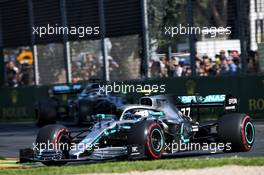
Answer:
xmin=1 ymin=0 xmax=264 ymax=87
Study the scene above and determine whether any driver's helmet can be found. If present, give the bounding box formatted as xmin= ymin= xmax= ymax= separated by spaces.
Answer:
xmin=134 ymin=110 xmax=149 ymax=117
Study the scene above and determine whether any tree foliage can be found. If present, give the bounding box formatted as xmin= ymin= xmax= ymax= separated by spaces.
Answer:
xmin=148 ymin=0 xmax=229 ymax=51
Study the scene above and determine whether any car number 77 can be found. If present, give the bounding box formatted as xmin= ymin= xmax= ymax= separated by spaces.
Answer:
xmin=180 ymin=107 xmax=191 ymax=117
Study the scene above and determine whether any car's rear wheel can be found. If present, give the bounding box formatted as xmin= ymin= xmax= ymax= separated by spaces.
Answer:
xmin=77 ymin=99 xmax=93 ymax=125
xmin=218 ymin=113 xmax=255 ymax=152
xmin=128 ymin=120 xmax=165 ymax=159
xmin=36 ymin=99 xmax=57 ymax=127
xmin=36 ymin=124 xmax=70 ymax=166
xmin=94 ymin=99 xmax=117 ymax=114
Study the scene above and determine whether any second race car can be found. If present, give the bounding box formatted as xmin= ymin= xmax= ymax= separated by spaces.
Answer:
xmin=35 ymin=83 xmax=125 ymax=126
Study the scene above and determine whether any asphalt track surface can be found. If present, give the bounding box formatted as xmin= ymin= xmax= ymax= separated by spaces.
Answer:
xmin=0 ymin=121 xmax=263 ymax=161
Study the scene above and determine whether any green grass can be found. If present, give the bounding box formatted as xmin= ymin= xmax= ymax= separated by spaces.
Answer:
xmin=0 ymin=157 xmax=264 ymax=175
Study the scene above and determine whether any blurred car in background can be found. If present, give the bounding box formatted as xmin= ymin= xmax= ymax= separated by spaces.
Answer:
xmin=35 ymin=83 xmax=125 ymax=126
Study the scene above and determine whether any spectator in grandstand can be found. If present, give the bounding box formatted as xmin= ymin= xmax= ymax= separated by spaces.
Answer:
xmin=219 ymin=57 xmax=230 ymax=74
xmin=150 ymin=58 xmax=161 ymax=78
xmin=226 ymin=50 xmax=240 ymax=74
xmin=207 ymin=56 xmax=220 ymax=76
xmin=195 ymin=55 xmax=202 ymax=75
xmin=226 ymin=57 xmax=237 ymax=74
xmin=15 ymin=49 xmax=34 ymax=85
xmin=232 ymin=50 xmax=241 ymax=72
xmin=173 ymin=61 xmax=183 ymax=77
xmin=202 ymin=55 xmax=212 ymax=75
xmin=160 ymin=57 xmax=168 ymax=77
xmin=78 ymin=53 xmax=101 ymax=80
xmin=247 ymin=51 xmax=259 ymax=73
xmin=71 ymin=62 xmax=82 ymax=83
xmin=208 ymin=64 xmax=219 ymax=76
xmin=198 ymin=61 xmax=208 ymax=76
xmin=227 ymin=50 xmax=233 ymax=60
xmin=183 ymin=67 xmax=192 ymax=76
xmin=219 ymin=50 xmax=227 ymax=60
xmin=20 ymin=63 xmax=33 ymax=85
xmin=167 ymin=57 xmax=177 ymax=77
xmin=5 ymin=61 xmax=19 ymax=87
xmin=109 ymin=57 xmax=119 ymax=69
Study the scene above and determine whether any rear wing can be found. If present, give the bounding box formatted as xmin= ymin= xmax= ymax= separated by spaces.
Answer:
xmin=50 ymin=84 xmax=84 ymax=95
xmin=50 ymin=83 xmax=101 ymax=95
xmin=176 ymin=94 xmax=238 ymax=112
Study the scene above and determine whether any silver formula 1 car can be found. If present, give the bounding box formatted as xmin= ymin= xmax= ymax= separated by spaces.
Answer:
xmin=20 ymin=95 xmax=255 ymax=166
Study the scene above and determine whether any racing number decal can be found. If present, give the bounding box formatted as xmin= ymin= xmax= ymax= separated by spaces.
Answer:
xmin=180 ymin=107 xmax=191 ymax=117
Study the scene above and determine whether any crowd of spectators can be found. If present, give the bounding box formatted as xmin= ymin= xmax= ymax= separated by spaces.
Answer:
xmin=150 ymin=50 xmax=259 ymax=78
xmin=4 ymin=48 xmax=261 ymax=87
xmin=5 ymin=60 xmax=34 ymax=87
xmin=71 ymin=53 xmax=101 ymax=83
xmin=71 ymin=52 xmax=119 ymax=83
xmin=4 ymin=49 xmax=34 ymax=87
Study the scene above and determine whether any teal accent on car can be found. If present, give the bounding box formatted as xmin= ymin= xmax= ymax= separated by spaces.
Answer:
xmin=92 ymin=129 xmax=117 ymax=146
xmin=180 ymin=123 xmax=190 ymax=143
xmin=150 ymin=128 xmax=164 ymax=152
xmin=150 ymin=111 xmax=164 ymax=117
xmin=121 ymin=125 xmax=131 ymax=129
xmin=245 ymin=122 xmax=254 ymax=144
xmin=96 ymin=114 xmax=106 ymax=119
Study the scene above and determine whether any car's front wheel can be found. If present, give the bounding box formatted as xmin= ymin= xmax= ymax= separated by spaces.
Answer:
xmin=36 ymin=124 xmax=70 ymax=166
xmin=128 ymin=120 xmax=165 ymax=159
xmin=35 ymin=99 xmax=57 ymax=127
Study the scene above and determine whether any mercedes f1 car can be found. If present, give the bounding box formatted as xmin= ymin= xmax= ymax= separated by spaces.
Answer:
xmin=21 ymin=95 xmax=255 ymax=165
xmin=35 ymin=83 xmax=125 ymax=126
